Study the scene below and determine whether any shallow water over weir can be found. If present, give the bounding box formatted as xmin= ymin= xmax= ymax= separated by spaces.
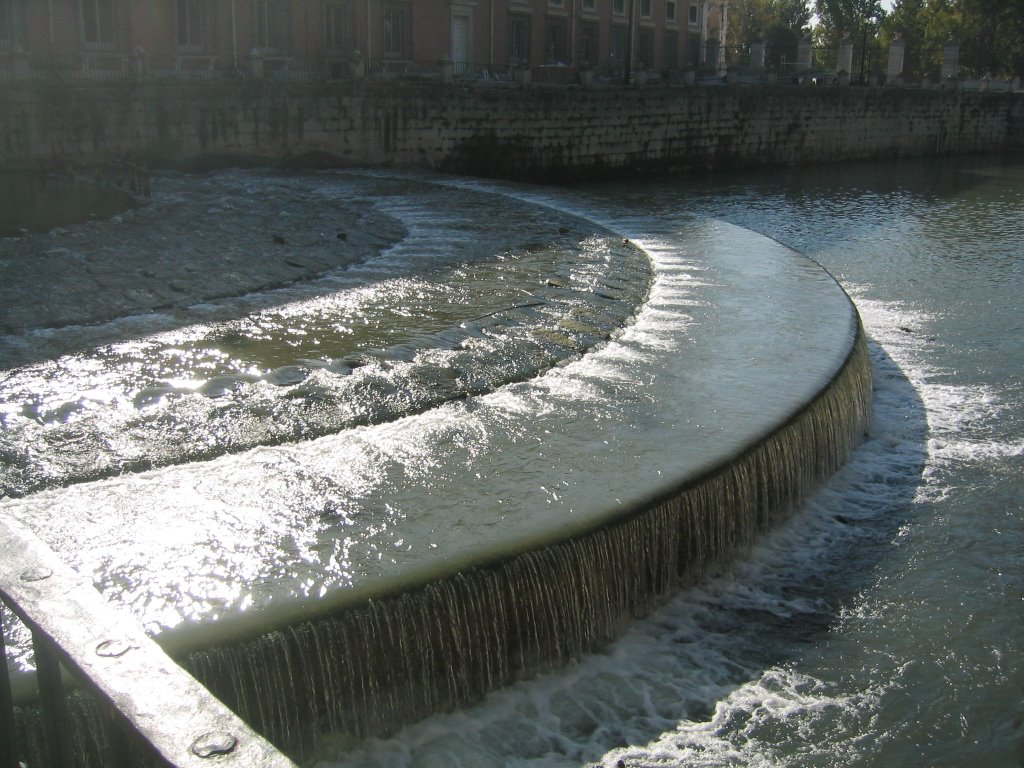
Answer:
xmin=0 ymin=171 xmax=868 ymax=763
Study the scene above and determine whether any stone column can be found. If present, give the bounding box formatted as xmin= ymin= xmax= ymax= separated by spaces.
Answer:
xmin=700 ymin=1 xmax=710 ymax=67
xmin=719 ymin=1 xmax=729 ymax=73
xmin=750 ymin=40 xmax=765 ymax=70
xmin=438 ymin=57 xmax=454 ymax=83
xmin=250 ymin=52 xmax=265 ymax=79
xmin=887 ymin=34 xmax=905 ymax=83
xmin=133 ymin=47 xmax=147 ymax=79
xmin=941 ymin=37 xmax=959 ymax=84
xmin=11 ymin=49 xmax=30 ymax=79
xmin=349 ymin=52 xmax=365 ymax=79
xmin=797 ymin=34 xmax=813 ymax=76
xmin=837 ymin=34 xmax=854 ymax=76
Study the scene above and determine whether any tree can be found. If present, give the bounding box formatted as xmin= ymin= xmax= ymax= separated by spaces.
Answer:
xmin=881 ymin=0 xmax=1024 ymax=79
xmin=880 ymin=0 xmax=929 ymax=78
xmin=763 ymin=21 xmax=803 ymax=69
xmin=814 ymin=0 xmax=886 ymax=47
xmin=957 ymin=0 xmax=1024 ymax=78
xmin=727 ymin=0 xmax=813 ymax=48
xmin=776 ymin=0 xmax=814 ymax=29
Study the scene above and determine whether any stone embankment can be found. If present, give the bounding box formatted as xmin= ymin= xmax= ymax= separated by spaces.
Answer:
xmin=1 ymin=80 xmax=1021 ymax=180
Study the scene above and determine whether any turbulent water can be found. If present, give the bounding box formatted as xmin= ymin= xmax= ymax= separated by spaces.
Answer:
xmin=2 ymin=155 xmax=1021 ymax=767
xmin=313 ymin=157 xmax=1024 ymax=767
xmin=0 ymin=164 xmax=856 ymax=687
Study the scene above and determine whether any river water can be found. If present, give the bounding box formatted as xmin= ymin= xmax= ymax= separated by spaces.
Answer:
xmin=1 ymin=155 xmax=1021 ymax=766
xmin=317 ymin=156 xmax=1024 ymax=767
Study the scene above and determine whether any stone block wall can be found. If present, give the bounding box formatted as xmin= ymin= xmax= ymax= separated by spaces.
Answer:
xmin=0 ymin=80 xmax=1020 ymax=180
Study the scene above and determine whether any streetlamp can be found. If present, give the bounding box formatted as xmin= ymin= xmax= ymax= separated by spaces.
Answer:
xmin=624 ymin=0 xmax=634 ymax=85
xmin=859 ymin=12 xmax=871 ymax=85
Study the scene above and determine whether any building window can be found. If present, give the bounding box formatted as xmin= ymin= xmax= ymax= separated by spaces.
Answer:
xmin=80 ymin=0 xmax=116 ymax=49
xmin=508 ymin=13 xmax=531 ymax=65
xmin=613 ymin=0 xmax=625 ymax=16
xmin=548 ymin=0 xmax=564 ymax=7
xmin=580 ymin=20 xmax=599 ymax=66
xmin=582 ymin=0 xmax=596 ymax=10
xmin=253 ymin=0 xmax=290 ymax=52
xmin=326 ymin=0 xmax=355 ymax=54
xmin=688 ymin=2 xmax=698 ymax=25
xmin=637 ymin=28 xmax=653 ymax=68
xmin=382 ymin=2 xmax=411 ymax=59
xmin=545 ymin=17 xmax=567 ymax=65
xmin=666 ymin=0 xmax=676 ymax=23
xmin=640 ymin=0 xmax=652 ymax=18
xmin=176 ymin=0 xmax=211 ymax=52
xmin=0 ymin=0 xmax=27 ymax=51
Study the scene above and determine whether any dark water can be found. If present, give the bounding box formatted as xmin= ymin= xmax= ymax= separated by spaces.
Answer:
xmin=0 ymin=173 xmax=137 ymax=238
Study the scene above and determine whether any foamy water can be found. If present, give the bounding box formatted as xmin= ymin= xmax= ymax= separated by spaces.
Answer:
xmin=2 ymin=158 xmax=1019 ymax=765
xmin=317 ymin=157 xmax=1023 ymax=767
xmin=0 ymin=169 xmax=855 ymax=689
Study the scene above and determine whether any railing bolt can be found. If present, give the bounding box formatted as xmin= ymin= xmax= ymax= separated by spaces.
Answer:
xmin=191 ymin=731 xmax=238 ymax=758
xmin=96 ymin=639 xmax=133 ymax=657
xmin=20 ymin=567 xmax=52 ymax=582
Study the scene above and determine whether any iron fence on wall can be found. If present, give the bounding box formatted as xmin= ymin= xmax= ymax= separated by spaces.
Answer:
xmin=0 ymin=48 xmax=1020 ymax=91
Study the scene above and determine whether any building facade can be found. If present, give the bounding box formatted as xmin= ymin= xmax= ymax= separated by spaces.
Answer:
xmin=0 ymin=0 xmax=727 ymax=82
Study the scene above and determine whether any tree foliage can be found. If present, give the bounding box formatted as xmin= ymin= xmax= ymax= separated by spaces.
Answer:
xmin=727 ymin=0 xmax=813 ymax=66
xmin=813 ymin=0 xmax=887 ymax=47
xmin=881 ymin=0 xmax=1024 ymax=78
xmin=727 ymin=0 xmax=813 ymax=47
xmin=722 ymin=0 xmax=1023 ymax=78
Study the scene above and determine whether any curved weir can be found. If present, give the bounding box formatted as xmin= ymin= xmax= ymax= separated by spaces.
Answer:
xmin=0 ymin=173 xmax=871 ymax=764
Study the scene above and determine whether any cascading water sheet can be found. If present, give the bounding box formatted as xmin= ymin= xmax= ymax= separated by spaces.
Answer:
xmin=0 ymin=171 xmax=865 ymax=756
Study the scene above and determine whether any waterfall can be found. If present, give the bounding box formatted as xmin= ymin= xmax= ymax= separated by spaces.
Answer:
xmin=9 ymin=321 xmax=871 ymax=767
xmin=175 ymin=325 xmax=872 ymax=762
xmin=4 ymin=171 xmax=873 ymax=766
xmin=10 ymin=323 xmax=870 ymax=767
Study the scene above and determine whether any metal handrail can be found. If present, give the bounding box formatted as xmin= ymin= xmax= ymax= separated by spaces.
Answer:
xmin=0 ymin=516 xmax=297 ymax=768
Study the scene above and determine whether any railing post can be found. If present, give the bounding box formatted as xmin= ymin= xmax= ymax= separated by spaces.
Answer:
xmin=32 ymin=629 xmax=76 ymax=767
xmin=0 ymin=517 xmax=298 ymax=768
xmin=0 ymin=605 xmax=19 ymax=768
xmin=797 ymin=34 xmax=813 ymax=83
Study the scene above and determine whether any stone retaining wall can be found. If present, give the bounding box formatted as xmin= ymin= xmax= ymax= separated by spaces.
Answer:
xmin=1 ymin=80 xmax=1020 ymax=180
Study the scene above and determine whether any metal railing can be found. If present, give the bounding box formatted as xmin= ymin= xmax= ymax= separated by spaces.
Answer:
xmin=1 ymin=49 xmax=1020 ymax=91
xmin=0 ymin=515 xmax=297 ymax=768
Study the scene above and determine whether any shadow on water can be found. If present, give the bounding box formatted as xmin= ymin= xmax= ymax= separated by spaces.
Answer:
xmin=671 ymin=153 xmax=1022 ymax=207
xmin=0 ymin=172 xmax=138 ymax=238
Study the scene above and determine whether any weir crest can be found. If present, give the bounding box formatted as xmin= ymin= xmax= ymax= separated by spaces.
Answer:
xmin=2 ymin=174 xmax=872 ymax=765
